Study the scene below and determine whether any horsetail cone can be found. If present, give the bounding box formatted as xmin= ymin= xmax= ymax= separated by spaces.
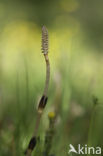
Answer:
xmin=41 ymin=26 xmax=50 ymax=97
xmin=42 ymin=26 xmax=48 ymax=54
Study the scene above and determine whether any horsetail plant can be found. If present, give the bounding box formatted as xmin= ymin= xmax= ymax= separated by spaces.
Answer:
xmin=25 ymin=26 xmax=50 ymax=156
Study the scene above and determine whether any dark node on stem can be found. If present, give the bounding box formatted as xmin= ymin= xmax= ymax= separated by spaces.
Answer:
xmin=28 ymin=136 xmax=37 ymax=150
xmin=38 ymin=95 xmax=48 ymax=111
xmin=25 ymin=136 xmax=37 ymax=155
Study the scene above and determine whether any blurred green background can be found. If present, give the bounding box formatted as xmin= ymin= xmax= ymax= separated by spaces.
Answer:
xmin=0 ymin=0 xmax=103 ymax=156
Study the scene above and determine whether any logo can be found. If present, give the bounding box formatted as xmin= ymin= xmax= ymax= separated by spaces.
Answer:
xmin=68 ymin=144 xmax=101 ymax=155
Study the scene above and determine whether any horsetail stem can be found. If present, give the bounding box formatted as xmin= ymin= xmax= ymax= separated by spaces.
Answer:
xmin=25 ymin=26 xmax=50 ymax=156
